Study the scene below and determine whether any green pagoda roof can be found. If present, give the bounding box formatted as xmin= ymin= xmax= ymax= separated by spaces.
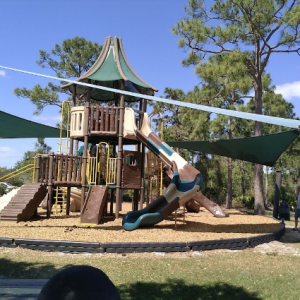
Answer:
xmin=62 ymin=36 xmax=158 ymax=102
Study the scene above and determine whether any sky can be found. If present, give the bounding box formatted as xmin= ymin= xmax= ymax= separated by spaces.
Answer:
xmin=1 ymin=0 xmax=300 ymax=169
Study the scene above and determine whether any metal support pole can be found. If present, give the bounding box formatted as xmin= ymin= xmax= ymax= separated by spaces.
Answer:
xmin=139 ymin=98 xmax=146 ymax=209
xmin=66 ymin=187 xmax=71 ymax=215
xmin=115 ymin=80 xmax=125 ymax=218
xmin=273 ymin=170 xmax=282 ymax=219
xmin=47 ymin=152 xmax=54 ymax=218
xmin=80 ymin=86 xmax=91 ymax=210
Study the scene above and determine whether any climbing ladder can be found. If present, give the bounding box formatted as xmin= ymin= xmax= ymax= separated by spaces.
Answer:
xmin=54 ymin=101 xmax=71 ymax=215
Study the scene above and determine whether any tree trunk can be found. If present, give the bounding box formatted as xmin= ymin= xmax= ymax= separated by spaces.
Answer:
xmin=241 ymin=160 xmax=245 ymax=197
xmin=265 ymin=166 xmax=269 ymax=209
xmin=253 ymin=39 xmax=265 ymax=215
xmin=226 ymin=157 xmax=232 ymax=209
xmin=226 ymin=119 xmax=233 ymax=209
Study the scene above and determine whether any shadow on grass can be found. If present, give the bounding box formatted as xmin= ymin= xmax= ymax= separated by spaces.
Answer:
xmin=0 ymin=257 xmax=72 ymax=279
xmin=0 ymin=260 xmax=262 ymax=300
xmin=118 ymin=279 xmax=262 ymax=300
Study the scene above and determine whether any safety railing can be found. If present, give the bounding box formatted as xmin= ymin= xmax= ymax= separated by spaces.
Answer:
xmin=57 ymin=100 xmax=71 ymax=154
xmin=0 ymin=164 xmax=34 ymax=182
xmin=89 ymin=105 xmax=119 ymax=136
xmin=106 ymin=158 xmax=117 ymax=185
xmin=33 ymin=149 xmax=118 ymax=187
xmin=36 ymin=153 xmax=83 ymax=187
xmin=87 ymin=157 xmax=98 ymax=185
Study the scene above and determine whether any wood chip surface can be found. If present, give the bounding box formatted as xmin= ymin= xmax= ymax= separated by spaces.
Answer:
xmin=0 ymin=203 xmax=281 ymax=243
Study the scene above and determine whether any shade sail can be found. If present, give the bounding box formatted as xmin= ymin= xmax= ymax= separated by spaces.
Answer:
xmin=0 ymin=111 xmax=67 ymax=139
xmin=167 ymin=130 xmax=300 ymax=167
xmin=62 ymin=36 xmax=158 ymax=102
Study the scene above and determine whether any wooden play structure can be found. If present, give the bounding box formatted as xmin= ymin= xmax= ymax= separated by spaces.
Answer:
xmin=0 ymin=36 xmax=226 ymax=225
xmin=1 ymin=36 xmax=158 ymax=224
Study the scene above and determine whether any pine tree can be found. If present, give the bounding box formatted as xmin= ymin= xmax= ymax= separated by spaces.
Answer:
xmin=173 ymin=0 xmax=300 ymax=214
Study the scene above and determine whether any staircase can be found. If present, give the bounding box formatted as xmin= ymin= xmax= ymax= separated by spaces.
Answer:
xmin=0 ymin=183 xmax=47 ymax=222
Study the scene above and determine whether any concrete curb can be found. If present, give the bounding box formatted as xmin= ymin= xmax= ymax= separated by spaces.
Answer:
xmin=0 ymin=223 xmax=285 ymax=254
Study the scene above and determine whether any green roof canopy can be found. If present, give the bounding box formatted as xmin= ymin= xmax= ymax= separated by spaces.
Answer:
xmin=0 ymin=111 xmax=66 ymax=139
xmin=167 ymin=130 xmax=300 ymax=167
xmin=62 ymin=36 xmax=158 ymax=102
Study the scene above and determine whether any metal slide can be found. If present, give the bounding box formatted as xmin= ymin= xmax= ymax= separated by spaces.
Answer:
xmin=122 ymin=161 xmax=203 ymax=230
xmin=122 ymin=108 xmax=204 ymax=231
xmin=129 ymin=108 xmax=226 ymax=217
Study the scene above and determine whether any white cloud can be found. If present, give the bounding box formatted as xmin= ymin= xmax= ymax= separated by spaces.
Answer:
xmin=0 ymin=147 xmax=19 ymax=157
xmin=32 ymin=115 xmax=61 ymax=126
xmin=275 ymin=81 xmax=300 ymax=100
xmin=33 ymin=115 xmax=61 ymax=122
xmin=0 ymin=70 xmax=6 ymax=77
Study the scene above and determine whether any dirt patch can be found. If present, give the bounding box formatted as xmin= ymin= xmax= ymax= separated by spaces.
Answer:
xmin=251 ymin=227 xmax=300 ymax=256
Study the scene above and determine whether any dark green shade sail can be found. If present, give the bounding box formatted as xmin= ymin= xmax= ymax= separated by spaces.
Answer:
xmin=167 ymin=130 xmax=300 ymax=167
xmin=0 ymin=111 xmax=67 ymax=139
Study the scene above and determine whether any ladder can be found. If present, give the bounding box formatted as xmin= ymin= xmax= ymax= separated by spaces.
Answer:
xmin=54 ymin=101 xmax=71 ymax=215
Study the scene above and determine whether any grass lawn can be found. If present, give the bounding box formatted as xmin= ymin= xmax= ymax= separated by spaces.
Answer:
xmin=0 ymin=249 xmax=299 ymax=300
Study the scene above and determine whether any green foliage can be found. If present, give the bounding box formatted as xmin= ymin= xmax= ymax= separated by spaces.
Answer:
xmin=195 ymin=155 xmax=227 ymax=204
xmin=173 ymin=0 xmax=300 ymax=214
xmin=235 ymin=196 xmax=255 ymax=209
xmin=122 ymin=190 xmax=132 ymax=203
xmin=278 ymin=186 xmax=297 ymax=209
xmin=14 ymin=37 xmax=102 ymax=115
xmin=12 ymin=139 xmax=52 ymax=184
xmin=0 ymin=186 xmax=6 ymax=196
xmin=34 ymin=138 xmax=52 ymax=155
xmin=14 ymin=84 xmax=61 ymax=115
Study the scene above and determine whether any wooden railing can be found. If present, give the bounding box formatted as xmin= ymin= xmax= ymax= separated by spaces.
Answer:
xmin=35 ymin=151 xmax=118 ymax=187
xmin=89 ymin=105 xmax=119 ymax=136
xmin=36 ymin=154 xmax=83 ymax=187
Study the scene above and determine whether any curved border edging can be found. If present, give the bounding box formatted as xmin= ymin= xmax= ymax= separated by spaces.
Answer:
xmin=0 ymin=223 xmax=285 ymax=254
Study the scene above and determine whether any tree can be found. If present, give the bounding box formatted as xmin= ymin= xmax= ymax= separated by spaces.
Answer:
xmin=11 ymin=138 xmax=53 ymax=185
xmin=35 ymin=138 xmax=52 ymax=155
xmin=186 ymin=52 xmax=252 ymax=208
xmin=247 ymin=85 xmax=299 ymax=207
xmin=150 ymin=89 xmax=191 ymax=161
xmin=173 ymin=0 xmax=300 ymax=214
xmin=14 ymin=37 xmax=103 ymax=115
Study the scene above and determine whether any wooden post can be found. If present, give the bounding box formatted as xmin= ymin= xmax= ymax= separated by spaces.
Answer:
xmin=80 ymin=85 xmax=91 ymax=210
xmin=273 ymin=170 xmax=282 ymax=219
xmin=116 ymin=80 xmax=125 ymax=218
xmin=47 ymin=152 xmax=54 ymax=218
xmin=110 ymin=145 xmax=117 ymax=216
xmin=133 ymin=189 xmax=139 ymax=211
xmin=110 ymin=189 xmax=115 ymax=216
xmin=66 ymin=187 xmax=71 ymax=216
xmin=34 ymin=156 xmax=41 ymax=183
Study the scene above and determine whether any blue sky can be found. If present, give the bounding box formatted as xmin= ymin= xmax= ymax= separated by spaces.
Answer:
xmin=1 ymin=0 xmax=300 ymax=169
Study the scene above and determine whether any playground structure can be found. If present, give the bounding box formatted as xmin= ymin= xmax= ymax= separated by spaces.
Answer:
xmin=0 ymin=36 xmax=226 ymax=226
